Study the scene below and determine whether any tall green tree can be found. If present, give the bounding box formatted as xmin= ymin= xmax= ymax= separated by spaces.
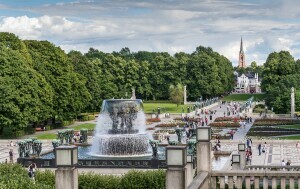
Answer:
xmin=0 ymin=40 xmax=53 ymax=135
xmin=169 ymin=84 xmax=184 ymax=107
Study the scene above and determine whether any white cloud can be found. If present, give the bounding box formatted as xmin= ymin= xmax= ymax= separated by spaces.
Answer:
xmin=1 ymin=0 xmax=300 ymax=66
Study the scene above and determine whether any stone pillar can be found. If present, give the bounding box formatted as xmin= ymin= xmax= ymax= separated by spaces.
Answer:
xmin=186 ymin=162 xmax=193 ymax=186
xmin=196 ymin=142 xmax=211 ymax=172
xmin=55 ymin=167 xmax=78 ymax=189
xmin=240 ymin=151 xmax=246 ymax=169
xmin=291 ymin=87 xmax=295 ymax=118
xmin=184 ymin=85 xmax=187 ymax=105
xmin=166 ymin=168 xmax=187 ymax=189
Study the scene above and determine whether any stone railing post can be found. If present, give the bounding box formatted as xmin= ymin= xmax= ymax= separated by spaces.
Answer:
xmin=166 ymin=146 xmax=187 ymax=189
xmin=238 ymin=143 xmax=246 ymax=170
xmin=55 ymin=146 xmax=78 ymax=189
xmin=196 ymin=127 xmax=211 ymax=189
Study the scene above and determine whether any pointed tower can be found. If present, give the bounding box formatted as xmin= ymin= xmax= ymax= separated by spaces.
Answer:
xmin=238 ymin=37 xmax=246 ymax=68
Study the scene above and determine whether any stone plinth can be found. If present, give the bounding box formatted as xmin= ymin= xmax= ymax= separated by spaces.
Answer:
xmin=55 ymin=167 xmax=78 ymax=189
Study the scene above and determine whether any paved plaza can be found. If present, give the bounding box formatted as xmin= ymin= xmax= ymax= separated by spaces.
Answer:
xmin=0 ymin=102 xmax=299 ymax=169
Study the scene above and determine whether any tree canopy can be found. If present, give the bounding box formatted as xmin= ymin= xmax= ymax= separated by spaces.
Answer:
xmin=0 ymin=32 xmax=235 ymax=134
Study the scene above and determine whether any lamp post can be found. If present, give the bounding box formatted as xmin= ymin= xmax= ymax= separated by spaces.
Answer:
xmin=186 ymin=154 xmax=194 ymax=186
xmin=265 ymin=106 xmax=268 ymax=118
xmin=55 ymin=146 xmax=78 ymax=189
xmin=166 ymin=146 xmax=187 ymax=189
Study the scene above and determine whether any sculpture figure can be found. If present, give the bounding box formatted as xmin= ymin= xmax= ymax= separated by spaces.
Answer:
xmin=175 ymin=127 xmax=183 ymax=143
xmin=149 ymin=140 xmax=159 ymax=158
xmin=80 ymin=129 xmax=88 ymax=143
xmin=52 ymin=139 xmax=60 ymax=149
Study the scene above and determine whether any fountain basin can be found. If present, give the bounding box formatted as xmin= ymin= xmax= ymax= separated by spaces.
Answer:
xmin=91 ymin=133 xmax=151 ymax=157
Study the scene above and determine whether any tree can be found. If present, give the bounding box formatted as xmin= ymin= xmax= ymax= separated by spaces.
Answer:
xmin=169 ymin=84 xmax=184 ymax=107
xmin=0 ymin=40 xmax=53 ymax=135
xmin=24 ymin=40 xmax=90 ymax=121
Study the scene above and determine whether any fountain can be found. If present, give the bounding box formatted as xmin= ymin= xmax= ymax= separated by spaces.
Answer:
xmin=90 ymin=99 xmax=151 ymax=157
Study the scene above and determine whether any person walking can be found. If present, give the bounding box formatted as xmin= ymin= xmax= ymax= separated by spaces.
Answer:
xmin=28 ymin=163 xmax=37 ymax=180
xmin=9 ymin=149 xmax=13 ymax=163
xmin=258 ymin=143 xmax=262 ymax=155
xmin=205 ymin=117 xmax=208 ymax=126
xmin=262 ymin=142 xmax=267 ymax=153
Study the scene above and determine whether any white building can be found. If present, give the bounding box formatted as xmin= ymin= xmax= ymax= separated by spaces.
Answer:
xmin=234 ymin=72 xmax=261 ymax=93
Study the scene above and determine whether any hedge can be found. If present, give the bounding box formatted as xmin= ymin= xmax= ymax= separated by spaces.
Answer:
xmin=36 ymin=169 xmax=166 ymax=189
xmin=0 ymin=164 xmax=166 ymax=189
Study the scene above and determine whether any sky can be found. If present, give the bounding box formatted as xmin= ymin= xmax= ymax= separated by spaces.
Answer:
xmin=1 ymin=0 xmax=300 ymax=66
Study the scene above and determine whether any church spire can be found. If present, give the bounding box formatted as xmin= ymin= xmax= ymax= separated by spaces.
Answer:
xmin=238 ymin=36 xmax=246 ymax=68
xmin=240 ymin=36 xmax=244 ymax=53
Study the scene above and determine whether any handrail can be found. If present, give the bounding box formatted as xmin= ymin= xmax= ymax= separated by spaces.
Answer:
xmin=212 ymin=170 xmax=299 ymax=176
xmin=187 ymin=171 xmax=209 ymax=189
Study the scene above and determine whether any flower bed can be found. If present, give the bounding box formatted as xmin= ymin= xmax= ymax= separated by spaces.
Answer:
xmin=214 ymin=117 xmax=245 ymax=122
xmin=146 ymin=127 xmax=155 ymax=130
xmin=154 ymin=129 xmax=175 ymax=134
xmin=253 ymin=119 xmax=300 ymax=126
xmin=173 ymin=117 xmax=198 ymax=122
xmin=146 ymin=118 xmax=161 ymax=122
xmin=155 ymin=123 xmax=185 ymax=128
xmin=208 ymin=122 xmax=240 ymax=127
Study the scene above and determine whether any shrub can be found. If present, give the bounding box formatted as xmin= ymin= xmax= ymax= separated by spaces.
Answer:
xmin=45 ymin=125 xmax=51 ymax=131
xmin=26 ymin=167 xmax=166 ymax=189
xmin=35 ymin=170 xmax=55 ymax=187
xmin=88 ymin=115 xmax=95 ymax=120
xmin=0 ymin=163 xmax=54 ymax=189
xmin=253 ymin=119 xmax=300 ymax=126
xmin=23 ymin=126 xmax=35 ymax=135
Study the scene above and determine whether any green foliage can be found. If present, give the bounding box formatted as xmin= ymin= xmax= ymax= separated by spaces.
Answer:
xmin=169 ymin=84 xmax=184 ymax=106
xmin=32 ymin=168 xmax=166 ymax=189
xmin=0 ymin=33 xmax=54 ymax=135
xmin=79 ymin=173 xmax=121 ymax=189
xmin=222 ymin=94 xmax=265 ymax=101
xmin=36 ymin=133 xmax=57 ymax=140
xmin=35 ymin=170 xmax=55 ymax=187
xmin=0 ymin=163 xmax=53 ymax=189
xmin=143 ymin=102 xmax=193 ymax=113
xmin=73 ymin=123 xmax=96 ymax=131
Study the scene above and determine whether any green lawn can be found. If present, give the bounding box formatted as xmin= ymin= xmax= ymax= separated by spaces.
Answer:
xmin=143 ymin=102 xmax=194 ymax=113
xmin=73 ymin=123 xmax=96 ymax=131
xmin=36 ymin=133 xmax=57 ymax=140
xmin=222 ymin=94 xmax=266 ymax=101
xmin=277 ymin=135 xmax=300 ymax=140
xmin=277 ymin=125 xmax=300 ymax=129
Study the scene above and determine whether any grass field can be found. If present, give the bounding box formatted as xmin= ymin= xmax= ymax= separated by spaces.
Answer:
xmin=277 ymin=125 xmax=300 ymax=129
xmin=222 ymin=93 xmax=266 ymax=101
xmin=36 ymin=133 xmax=57 ymax=140
xmin=73 ymin=123 xmax=96 ymax=131
xmin=143 ymin=102 xmax=194 ymax=113
xmin=277 ymin=135 xmax=300 ymax=140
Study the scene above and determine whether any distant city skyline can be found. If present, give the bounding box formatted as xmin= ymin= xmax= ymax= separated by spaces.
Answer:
xmin=1 ymin=0 xmax=300 ymax=66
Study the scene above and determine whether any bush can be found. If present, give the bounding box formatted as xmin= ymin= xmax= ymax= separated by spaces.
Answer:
xmin=23 ymin=126 xmax=35 ymax=135
xmin=79 ymin=173 xmax=121 ymax=189
xmin=0 ymin=163 xmax=54 ymax=189
xmin=35 ymin=170 xmax=55 ymax=187
xmin=33 ymin=169 xmax=166 ymax=189
xmin=45 ymin=125 xmax=51 ymax=131
xmin=88 ymin=115 xmax=95 ymax=120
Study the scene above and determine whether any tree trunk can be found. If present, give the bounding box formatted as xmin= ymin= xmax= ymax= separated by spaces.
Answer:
xmin=0 ymin=127 xmax=3 ymax=135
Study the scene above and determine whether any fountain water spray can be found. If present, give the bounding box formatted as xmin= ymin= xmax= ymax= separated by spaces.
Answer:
xmin=90 ymin=99 xmax=151 ymax=157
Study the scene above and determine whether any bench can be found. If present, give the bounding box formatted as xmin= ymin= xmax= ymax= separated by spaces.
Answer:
xmin=35 ymin=128 xmax=44 ymax=132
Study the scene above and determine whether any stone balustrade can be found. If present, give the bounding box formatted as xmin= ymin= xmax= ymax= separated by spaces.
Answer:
xmin=246 ymin=165 xmax=300 ymax=171
xmin=211 ymin=170 xmax=300 ymax=189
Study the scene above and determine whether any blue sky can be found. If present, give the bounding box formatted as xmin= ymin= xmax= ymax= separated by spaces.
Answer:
xmin=1 ymin=0 xmax=300 ymax=66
